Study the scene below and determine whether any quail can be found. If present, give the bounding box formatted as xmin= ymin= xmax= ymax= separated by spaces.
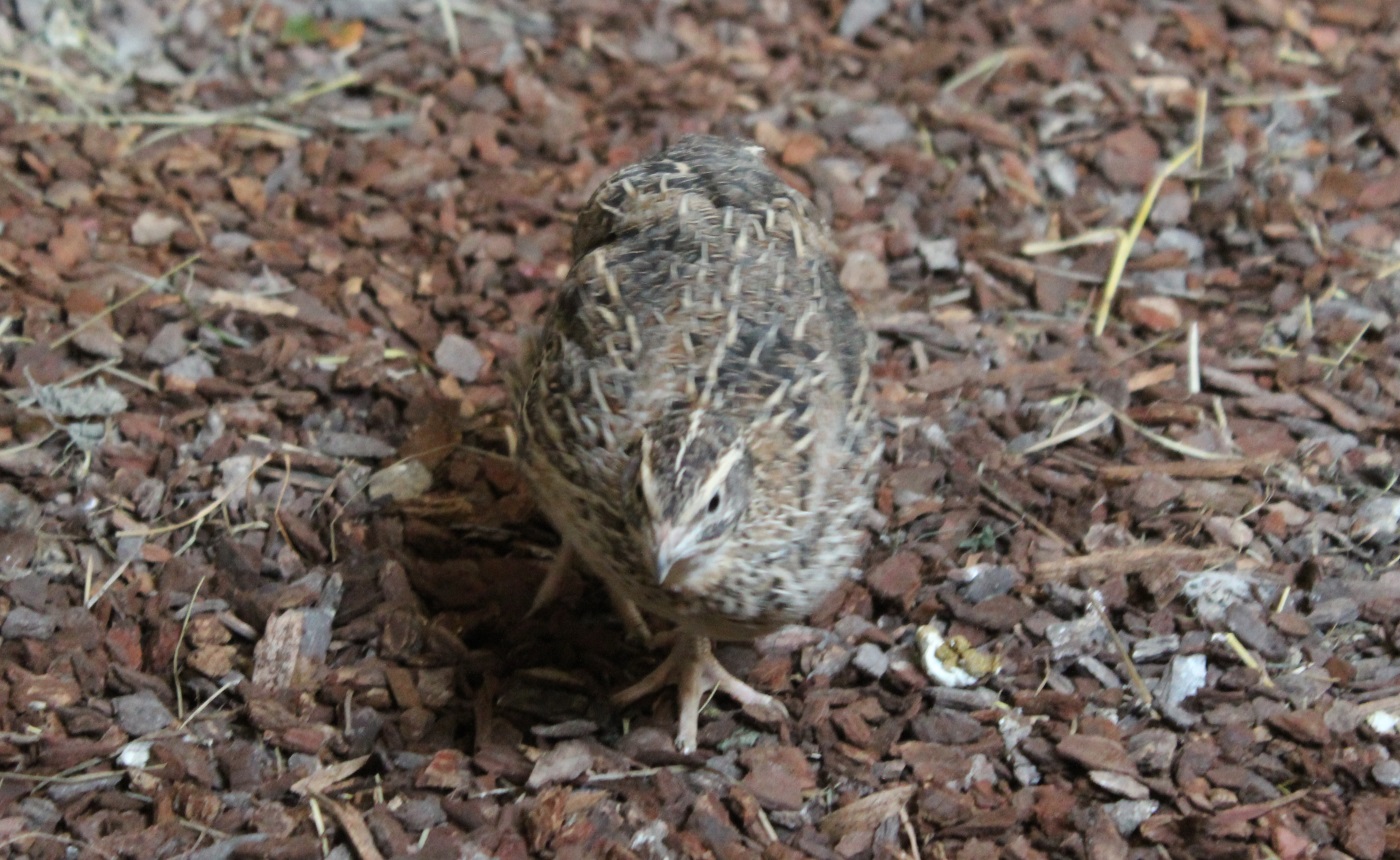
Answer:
xmin=511 ymin=134 xmax=878 ymax=752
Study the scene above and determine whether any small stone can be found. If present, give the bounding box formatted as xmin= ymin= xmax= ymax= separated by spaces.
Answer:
xmin=1121 ymin=295 xmax=1182 ymax=331
xmin=1351 ymin=495 xmax=1400 ymax=542
xmin=1158 ymin=653 xmax=1206 ymax=711
xmin=143 ymin=323 xmax=189 ymax=365
xmin=1308 ymin=597 xmax=1360 ymax=628
xmin=846 ymin=106 xmax=912 ymax=151
xmin=1148 ymin=180 xmax=1192 ymax=227
xmin=1089 ymin=770 xmax=1149 ymax=800
xmin=917 ymin=238 xmax=960 ymax=272
xmin=851 ymin=642 xmax=889 ymax=679
xmin=113 ymin=690 xmax=175 ymax=736
xmin=131 ymin=211 xmax=184 ymax=245
xmin=526 ymin=740 xmax=593 ymax=789
xmin=1205 ymin=515 xmax=1253 ymax=549
xmin=0 ymin=484 xmax=40 ymax=530
xmin=1127 ymin=728 xmax=1178 ymax=773
xmin=367 ymin=460 xmax=433 ymax=502
xmin=359 ymin=210 xmax=413 ymax=242
xmin=957 ymin=565 xmax=1021 ymax=603
xmin=839 ymin=250 xmax=889 ymax=297
xmin=164 ymin=354 xmax=216 ymax=393
xmin=1 ymin=606 xmax=55 ymax=640
xmin=435 ymin=334 xmax=487 ymax=383
xmin=1225 ymin=602 xmax=1288 ymax=661
xmin=1371 ymin=758 xmax=1400 ymax=788
xmin=837 ymin=0 xmax=891 ymax=40
xmin=392 ymin=796 xmax=446 ymax=831
xmin=1103 ymin=799 xmax=1158 ymax=836
xmin=319 ymin=432 xmax=395 ymax=459
xmin=1156 ymin=228 xmax=1205 ymax=261
xmin=1131 ymin=635 xmax=1180 ymax=663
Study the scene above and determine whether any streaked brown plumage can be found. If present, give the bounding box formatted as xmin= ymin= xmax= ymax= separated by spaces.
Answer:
xmin=511 ymin=135 xmax=878 ymax=751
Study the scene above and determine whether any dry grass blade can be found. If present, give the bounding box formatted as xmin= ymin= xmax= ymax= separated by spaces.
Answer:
xmin=172 ymin=575 xmax=206 ymax=719
xmin=1089 ymin=591 xmax=1157 ymax=715
xmin=32 ymin=72 xmax=361 ymax=147
xmin=1218 ymin=85 xmax=1341 ymax=107
xmin=436 ymin=0 xmax=461 ymax=55
xmin=117 ymin=454 xmax=272 ymax=539
xmin=1095 ymin=396 xmax=1238 ymax=461
xmin=50 ymin=255 xmax=199 ymax=349
xmin=1017 ymin=408 xmax=1113 ymax=455
xmin=1092 ymin=141 xmax=1201 ymax=336
xmin=1220 ymin=632 xmax=1274 ymax=687
xmin=1021 ymin=228 xmax=1122 ymax=256
xmin=1187 ymin=321 xmax=1201 ymax=394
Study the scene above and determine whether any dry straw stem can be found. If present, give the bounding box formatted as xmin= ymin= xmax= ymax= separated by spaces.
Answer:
xmin=1098 ymin=397 xmax=1239 ymax=461
xmin=172 ymin=575 xmax=207 ymax=718
xmin=31 ymin=71 xmax=361 ymax=146
xmin=1221 ymin=631 xmax=1275 ymax=688
xmin=50 ymin=255 xmax=199 ymax=349
xmin=1218 ymin=85 xmax=1341 ymax=107
xmin=1092 ymin=141 xmax=1201 ymax=336
xmin=1016 ymin=407 xmax=1112 ymax=456
xmin=1089 ymin=590 xmax=1157 ymax=715
xmin=1023 ymin=87 xmax=1208 ymax=337
xmin=436 ymin=0 xmax=461 ymax=56
xmin=1187 ymin=321 xmax=1201 ymax=394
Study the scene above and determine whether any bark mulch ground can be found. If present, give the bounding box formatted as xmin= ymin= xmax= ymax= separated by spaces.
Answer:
xmin=1 ymin=0 xmax=1399 ymax=857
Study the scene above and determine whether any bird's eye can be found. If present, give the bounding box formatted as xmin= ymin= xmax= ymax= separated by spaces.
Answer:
xmin=707 ymin=492 xmax=722 ymax=513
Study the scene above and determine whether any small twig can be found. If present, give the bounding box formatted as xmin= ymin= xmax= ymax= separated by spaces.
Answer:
xmin=1187 ymin=321 xmax=1200 ymax=394
xmin=901 ymin=807 xmax=922 ymax=860
xmin=1220 ymin=632 xmax=1274 ymax=688
xmin=85 ymin=558 xmax=132 ymax=610
xmin=1095 ymin=396 xmax=1238 ymax=461
xmin=50 ymin=255 xmax=199 ymax=349
xmin=117 ymin=454 xmax=271 ymax=538
xmin=1017 ymin=409 xmax=1113 ymax=456
xmin=1218 ymin=85 xmax=1341 ymax=107
xmin=978 ymin=478 xmax=1076 ymax=552
xmin=172 ymin=575 xmax=207 ymax=719
xmin=436 ymin=0 xmax=461 ymax=56
xmin=1021 ymin=228 xmax=1122 ymax=256
xmin=1089 ymin=591 xmax=1157 ymax=715
xmin=1191 ymin=89 xmax=1208 ymax=201
xmin=1093 ymin=142 xmax=1201 ymax=336
xmin=942 ymin=49 xmax=1010 ymax=95
xmin=179 ymin=679 xmax=239 ymax=730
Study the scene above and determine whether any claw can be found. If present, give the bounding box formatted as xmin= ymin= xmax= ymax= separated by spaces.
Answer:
xmin=527 ymin=543 xmax=575 ymax=616
xmin=613 ymin=633 xmax=787 ymax=753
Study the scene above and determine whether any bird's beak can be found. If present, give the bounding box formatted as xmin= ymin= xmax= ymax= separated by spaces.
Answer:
xmin=652 ymin=522 xmax=694 ymax=591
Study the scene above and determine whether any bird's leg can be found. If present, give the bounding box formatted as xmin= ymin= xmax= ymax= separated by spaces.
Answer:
xmin=530 ymin=544 xmax=652 ymax=642
xmin=527 ymin=542 xmax=575 ymax=616
xmin=604 ymin=583 xmax=654 ymax=645
xmin=613 ymin=633 xmax=787 ymax=753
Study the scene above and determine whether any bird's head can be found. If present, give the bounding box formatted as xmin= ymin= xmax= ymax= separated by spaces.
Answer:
xmin=624 ymin=412 xmax=753 ymax=595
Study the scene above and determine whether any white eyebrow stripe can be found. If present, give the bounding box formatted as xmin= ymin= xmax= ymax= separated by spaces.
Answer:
xmin=672 ymin=443 xmax=745 ymax=524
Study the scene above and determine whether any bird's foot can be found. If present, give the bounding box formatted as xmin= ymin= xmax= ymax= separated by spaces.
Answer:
xmin=527 ymin=543 xmax=575 ymax=616
xmin=612 ymin=634 xmax=787 ymax=753
xmin=605 ymin=584 xmax=654 ymax=645
xmin=529 ymin=545 xmax=653 ymax=643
